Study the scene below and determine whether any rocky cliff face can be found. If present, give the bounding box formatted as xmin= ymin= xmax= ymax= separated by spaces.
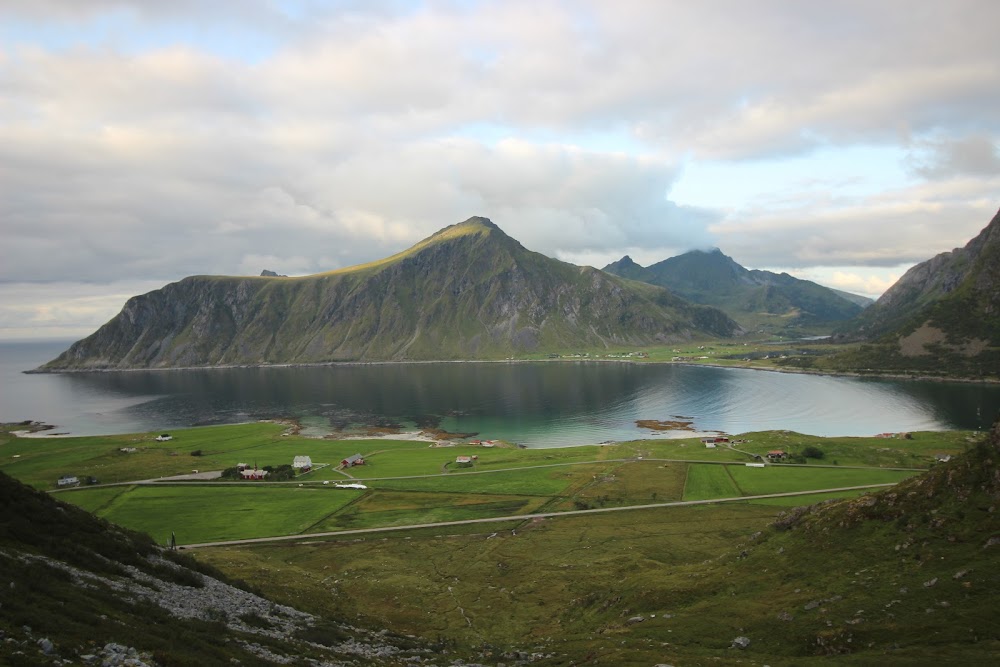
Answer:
xmin=806 ymin=208 xmax=1000 ymax=377
xmin=40 ymin=217 xmax=743 ymax=370
xmin=842 ymin=208 xmax=1000 ymax=348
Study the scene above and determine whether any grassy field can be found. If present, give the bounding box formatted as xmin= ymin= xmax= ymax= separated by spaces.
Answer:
xmin=63 ymin=484 xmax=364 ymax=544
xmin=4 ymin=418 xmax=996 ymax=665
xmin=0 ymin=421 xmax=971 ymax=549
xmin=683 ymin=463 xmax=918 ymax=501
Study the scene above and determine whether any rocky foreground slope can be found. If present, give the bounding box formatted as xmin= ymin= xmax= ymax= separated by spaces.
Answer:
xmin=40 ymin=217 xmax=742 ymax=370
xmin=0 ymin=467 xmax=541 ymax=666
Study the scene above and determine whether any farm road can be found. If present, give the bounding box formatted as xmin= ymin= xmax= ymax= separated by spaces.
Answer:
xmin=178 ymin=482 xmax=896 ymax=550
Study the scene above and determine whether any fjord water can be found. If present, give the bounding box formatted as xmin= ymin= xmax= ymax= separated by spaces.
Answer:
xmin=2 ymin=340 xmax=998 ymax=446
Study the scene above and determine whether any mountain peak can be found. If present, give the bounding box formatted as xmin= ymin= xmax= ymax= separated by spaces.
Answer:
xmin=426 ymin=216 xmax=508 ymax=244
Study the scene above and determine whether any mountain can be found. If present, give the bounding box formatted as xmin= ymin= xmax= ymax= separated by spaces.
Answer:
xmin=39 ymin=217 xmax=742 ymax=370
xmin=828 ymin=287 xmax=875 ymax=309
xmin=0 ymin=469 xmax=440 ymax=665
xmin=822 ymin=208 xmax=1000 ymax=377
xmin=602 ymin=248 xmax=865 ymax=331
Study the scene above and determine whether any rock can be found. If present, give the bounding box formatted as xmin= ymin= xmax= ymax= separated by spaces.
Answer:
xmin=626 ymin=616 xmax=645 ymax=625
xmin=804 ymin=600 xmax=821 ymax=610
xmin=953 ymin=569 xmax=970 ymax=579
xmin=923 ymin=578 xmax=938 ymax=588
xmin=37 ymin=637 xmax=54 ymax=654
xmin=731 ymin=636 xmax=750 ymax=649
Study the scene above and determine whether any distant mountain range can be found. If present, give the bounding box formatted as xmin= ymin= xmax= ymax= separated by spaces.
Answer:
xmin=40 ymin=217 xmax=742 ymax=370
xmin=603 ymin=248 xmax=870 ymax=332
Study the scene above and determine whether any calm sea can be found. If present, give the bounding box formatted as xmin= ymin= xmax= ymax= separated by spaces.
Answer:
xmin=1 ymin=340 xmax=997 ymax=447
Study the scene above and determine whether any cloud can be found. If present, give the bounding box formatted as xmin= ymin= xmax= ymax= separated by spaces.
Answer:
xmin=1 ymin=1 xmax=999 ymax=337
xmin=908 ymin=134 xmax=1000 ymax=179
xmin=710 ymin=178 xmax=1000 ymax=269
xmin=0 ymin=280 xmax=167 ymax=340
xmin=824 ymin=271 xmax=900 ymax=298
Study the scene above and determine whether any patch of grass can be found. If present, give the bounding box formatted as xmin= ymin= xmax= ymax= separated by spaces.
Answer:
xmin=86 ymin=485 xmax=364 ymax=545
xmin=727 ymin=464 xmax=916 ymax=495
xmin=682 ymin=463 xmax=742 ymax=500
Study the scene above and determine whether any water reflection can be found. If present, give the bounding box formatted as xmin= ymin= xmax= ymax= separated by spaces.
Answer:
xmin=19 ymin=361 xmax=998 ymax=446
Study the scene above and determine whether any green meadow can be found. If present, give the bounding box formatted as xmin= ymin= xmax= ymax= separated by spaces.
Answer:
xmin=3 ymin=419 xmax=995 ymax=665
xmin=0 ymin=422 xmax=968 ymax=546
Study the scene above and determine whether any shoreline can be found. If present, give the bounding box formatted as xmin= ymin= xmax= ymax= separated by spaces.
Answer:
xmin=25 ymin=355 xmax=999 ymax=386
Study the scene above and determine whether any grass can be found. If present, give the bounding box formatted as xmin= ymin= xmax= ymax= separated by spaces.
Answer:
xmin=5 ymin=417 xmax=998 ymax=665
xmin=682 ymin=462 xmax=742 ymax=500
xmin=62 ymin=484 xmax=364 ymax=545
xmin=682 ymin=463 xmax=917 ymax=501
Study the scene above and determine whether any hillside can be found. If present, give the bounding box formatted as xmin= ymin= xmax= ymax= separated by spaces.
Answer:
xmin=791 ymin=208 xmax=1000 ymax=378
xmin=39 ymin=217 xmax=742 ymax=370
xmin=706 ymin=416 xmax=1000 ymax=662
xmin=188 ymin=422 xmax=1000 ymax=666
xmin=603 ymin=248 xmax=865 ymax=333
xmin=0 ymin=470 xmax=465 ymax=666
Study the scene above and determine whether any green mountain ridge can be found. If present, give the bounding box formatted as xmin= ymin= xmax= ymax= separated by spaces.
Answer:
xmin=39 ymin=217 xmax=743 ymax=370
xmin=602 ymin=248 xmax=867 ymax=333
xmin=810 ymin=208 xmax=1000 ymax=377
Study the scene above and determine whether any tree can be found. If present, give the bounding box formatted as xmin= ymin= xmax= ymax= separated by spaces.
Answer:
xmin=801 ymin=445 xmax=825 ymax=460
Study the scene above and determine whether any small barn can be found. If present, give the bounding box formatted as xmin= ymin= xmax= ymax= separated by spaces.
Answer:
xmin=455 ymin=455 xmax=473 ymax=467
xmin=341 ymin=453 xmax=364 ymax=468
xmin=292 ymin=455 xmax=313 ymax=472
xmin=766 ymin=450 xmax=788 ymax=462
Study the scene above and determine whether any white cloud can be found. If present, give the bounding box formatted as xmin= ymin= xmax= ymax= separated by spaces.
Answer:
xmin=1 ymin=1 xmax=999 ymax=337
xmin=0 ymin=280 xmax=167 ymax=340
xmin=710 ymin=179 xmax=1000 ymax=269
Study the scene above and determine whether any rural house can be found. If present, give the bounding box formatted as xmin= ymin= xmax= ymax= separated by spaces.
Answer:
xmin=766 ymin=450 xmax=788 ymax=462
xmin=341 ymin=453 xmax=364 ymax=468
xmin=240 ymin=466 xmax=268 ymax=480
xmin=155 ymin=434 xmax=172 ymax=441
xmin=292 ymin=455 xmax=313 ymax=472
xmin=455 ymin=455 xmax=473 ymax=467
xmin=56 ymin=475 xmax=79 ymax=487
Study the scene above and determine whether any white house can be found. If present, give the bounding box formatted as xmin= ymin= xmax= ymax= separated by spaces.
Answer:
xmin=292 ymin=455 xmax=313 ymax=470
xmin=56 ymin=475 xmax=79 ymax=487
xmin=155 ymin=434 xmax=172 ymax=442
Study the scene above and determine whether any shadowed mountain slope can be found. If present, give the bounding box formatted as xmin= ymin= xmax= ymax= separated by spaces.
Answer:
xmin=40 ymin=217 xmax=742 ymax=370
xmin=813 ymin=208 xmax=1000 ymax=377
xmin=0 ymin=469 xmax=446 ymax=665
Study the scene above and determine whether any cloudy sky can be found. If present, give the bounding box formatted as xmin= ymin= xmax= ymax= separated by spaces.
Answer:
xmin=2 ymin=0 xmax=999 ymax=340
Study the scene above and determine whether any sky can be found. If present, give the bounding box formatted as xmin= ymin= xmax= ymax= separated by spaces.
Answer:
xmin=1 ymin=0 xmax=999 ymax=341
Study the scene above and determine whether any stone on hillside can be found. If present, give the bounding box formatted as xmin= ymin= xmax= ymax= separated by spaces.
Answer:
xmin=731 ymin=636 xmax=750 ymax=649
